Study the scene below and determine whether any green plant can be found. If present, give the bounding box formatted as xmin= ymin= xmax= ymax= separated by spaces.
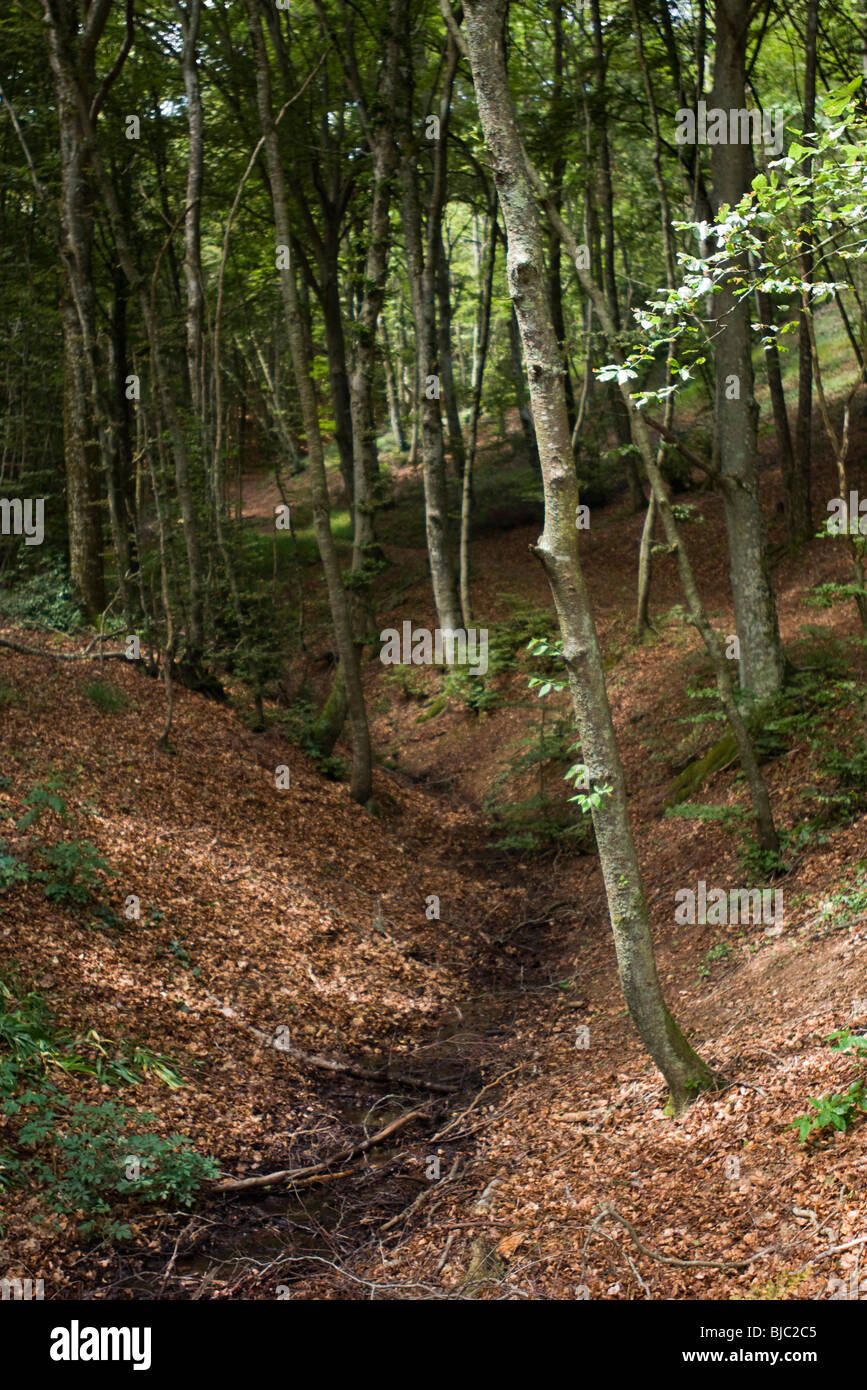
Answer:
xmin=829 ymin=1029 xmax=867 ymax=1060
xmin=0 ymin=975 xmax=183 ymax=1096
xmin=16 ymin=776 xmax=69 ymax=830
xmin=0 ymin=556 xmax=85 ymax=633
xmin=81 ymin=679 xmax=128 ymax=714
xmin=50 ymin=1101 xmax=218 ymax=1237
xmin=0 ymin=840 xmax=29 ymax=894
xmin=790 ymin=1080 xmax=867 ymax=1143
xmin=485 ymin=714 xmax=594 ymax=852
xmin=698 ymin=942 xmax=732 ymax=979
xmin=0 ymin=975 xmax=206 ymax=1237
xmin=34 ymin=839 xmax=116 ymax=906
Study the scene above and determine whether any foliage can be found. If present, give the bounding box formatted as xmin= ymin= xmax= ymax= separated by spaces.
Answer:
xmin=51 ymin=1102 xmax=218 ymax=1237
xmin=82 ymin=679 xmax=129 ymax=713
xmin=485 ymin=713 xmax=594 ymax=852
xmin=34 ymin=839 xmax=116 ymax=907
xmin=0 ymin=975 xmax=209 ymax=1237
xmin=0 ymin=556 xmax=85 ymax=633
xmin=789 ymin=1080 xmax=867 ymax=1144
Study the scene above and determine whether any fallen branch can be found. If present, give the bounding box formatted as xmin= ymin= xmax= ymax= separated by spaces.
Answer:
xmin=379 ymin=1155 xmax=463 ymax=1233
xmin=213 ymin=1106 xmax=430 ymax=1193
xmin=796 ymin=1233 xmax=867 ymax=1269
xmin=202 ymin=990 xmax=457 ymax=1095
xmin=0 ymin=634 xmax=130 ymax=662
xmin=596 ymin=1205 xmax=784 ymax=1272
xmin=495 ymin=900 xmax=573 ymax=941
xmin=432 ymin=1067 xmax=520 ymax=1141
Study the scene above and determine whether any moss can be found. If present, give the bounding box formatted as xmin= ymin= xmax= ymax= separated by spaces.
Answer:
xmin=415 ymin=692 xmax=448 ymax=723
xmin=664 ymin=732 xmax=738 ymax=808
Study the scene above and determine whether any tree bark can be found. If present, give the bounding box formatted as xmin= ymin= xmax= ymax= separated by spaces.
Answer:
xmin=792 ymin=0 xmax=818 ymax=546
xmin=245 ymin=0 xmax=372 ymax=804
xmin=709 ymin=0 xmax=786 ymax=699
xmin=396 ymin=17 xmax=461 ymax=632
xmin=463 ymin=0 xmax=713 ymax=1111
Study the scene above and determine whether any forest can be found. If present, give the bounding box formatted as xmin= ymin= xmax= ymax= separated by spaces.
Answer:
xmin=1 ymin=0 xmax=867 ymax=1335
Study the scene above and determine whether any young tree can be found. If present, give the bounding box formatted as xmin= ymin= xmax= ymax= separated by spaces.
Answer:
xmin=462 ymin=0 xmax=714 ymax=1111
xmin=245 ymin=0 xmax=372 ymax=804
xmin=708 ymin=0 xmax=786 ymax=699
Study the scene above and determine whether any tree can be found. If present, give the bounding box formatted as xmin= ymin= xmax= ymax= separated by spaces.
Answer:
xmin=245 ymin=0 xmax=372 ymax=804
xmin=708 ymin=0 xmax=786 ymax=700
xmin=463 ymin=0 xmax=714 ymax=1111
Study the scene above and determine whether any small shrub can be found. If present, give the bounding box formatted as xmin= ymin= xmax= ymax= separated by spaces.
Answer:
xmin=52 ymin=1101 xmax=219 ymax=1236
xmin=790 ymin=1080 xmax=867 ymax=1143
xmin=82 ymin=679 xmax=128 ymax=714
xmin=35 ymin=839 xmax=115 ymax=906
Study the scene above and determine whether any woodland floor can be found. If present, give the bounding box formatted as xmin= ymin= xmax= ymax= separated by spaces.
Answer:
xmin=4 ymin=394 xmax=867 ymax=1300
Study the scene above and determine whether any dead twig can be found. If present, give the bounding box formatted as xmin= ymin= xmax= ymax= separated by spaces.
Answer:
xmin=432 ymin=1067 xmax=521 ymax=1141
xmin=214 ymin=1106 xmax=432 ymax=1193
xmin=380 ymin=1155 xmax=463 ymax=1233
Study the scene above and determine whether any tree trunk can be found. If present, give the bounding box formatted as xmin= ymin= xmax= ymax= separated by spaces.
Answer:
xmin=709 ymin=0 xmax=786 ymax=699
xmin=61 ymin=297 xmax=104 ymax=617
xmin=396 ymin=21 xmax=461 ymax=632
xmin=792 ymin=0 xmax=818 ymax=546
xmin=380 ymin=314 xmax=408 ymax=452
xmin=348 ymin=0 xmax=401 ymax=571
xmin=245 ymin=0 xmax=372 ymax=804
xmin=463 ymin=0 xmax=713 ymax=1112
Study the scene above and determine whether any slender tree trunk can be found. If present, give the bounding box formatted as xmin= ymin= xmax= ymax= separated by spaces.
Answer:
xmin=348 ymin=0 xmax=401 ymax=570
xmin=245 ymin=0 xmax=371 ymax=803
xmin=547 ymin=0 xmax=575 ymax=432
xmin=320 ymin=252 xmax=355 ymax=503
xmin=436 ymin=225 xmax=466 ymax=477
xmin=380 ymin=314 xmax=408 ymax=452
xmin=636 ymin=488 xmax=657 ymax=639
xmin=396 ymin=20 xmax=461 ymax=632
xmin=459 ymin=203 xmax=497 ymax=625
xmin=709 ymin=0 xmax=786 ymax=699
xmin=792 ymin=0 xmax=818 ymax=545
xmin=180 ymin=0 xmax=205 ymax=421
xmin=589 ymin=0 xmax=642 ymax=511
xmin=61 ymin=296 xmax=104 ymax=616
xmin=463 ymin=0 xmax=714 ymax=1111
xmin=755 ymin=284 xmax=797 ymax=543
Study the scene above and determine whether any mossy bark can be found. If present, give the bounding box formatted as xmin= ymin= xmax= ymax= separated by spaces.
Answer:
xmin=464 ymin=0 xmax=713 ymax=1111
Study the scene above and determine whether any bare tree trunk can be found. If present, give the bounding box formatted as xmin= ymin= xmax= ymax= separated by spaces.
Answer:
xmin=588 ymin=0 xmax=642 ymax=511
xmin=347 ymin=0 xmax=401 ymax=571
xmin=709 ymin=0 xmax=786 ymax=699
xmin=245 ymin=0 xmax=371 ymax=804
xmin=463 ymin=0 xmax=714 ymax=1111
xmin=437 ymin=226 xmax=466 ymax=478
xmin=180 ymin=0 xmax=205 ymax=421
xmin=61 ymin=297 xmax=104 ymax=617
xmin=459 ymin=202 xmax=497 ymax=625
xmin=380 ymin=314 xmax=408 ymax=452
xmin=635 ymin=488 xmax=657 ymax=639
xmin=792 ymin=0 xmax=818 ymax=546
xmin=396 ymin=22 xmax=461 ymax=632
